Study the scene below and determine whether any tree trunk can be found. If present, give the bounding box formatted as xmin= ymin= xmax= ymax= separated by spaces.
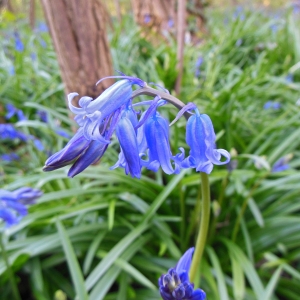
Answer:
xmin=40 ymin=0 xmax=114 ymax=104
xmin=175 ymin=0 xmax=186 ymax=95
xmin=29 ymin=0 xmax=35 ymax=29
xmin=131 ymin=0 xmax=176 ymax=35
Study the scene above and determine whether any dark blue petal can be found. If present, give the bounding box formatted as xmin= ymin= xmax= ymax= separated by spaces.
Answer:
xmin=175 ymin=247 xmax=194 ymax=274
xmin=115 ymin=116 xmax=141 ymax=178
xmin=68 ymin=140 xmax=108 ymax=177
xmin=145 ymin=113 xmax=174 ymax=174
xmin=159 ymin=288 xmax=174 ymax=300
xmin=172 ymin=284 xmax=185 ymax=299
xmin=44 ymin=129 xmax=91 ymax=171
xmin=190 ymin=289 xmax=206 ymax=300
xmin=178 ymin=270 xmax=189 ymax=283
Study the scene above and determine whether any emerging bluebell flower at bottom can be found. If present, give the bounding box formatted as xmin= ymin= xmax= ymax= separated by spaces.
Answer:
xmin=159 ymin=248 xmax=206 ymax=300
xmin=0 ymin=187 xmax=42 ymax=227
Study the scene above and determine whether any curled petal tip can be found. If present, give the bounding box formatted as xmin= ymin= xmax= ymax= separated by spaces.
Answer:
xmin=68 ymin=92 xmax=79 ymax=102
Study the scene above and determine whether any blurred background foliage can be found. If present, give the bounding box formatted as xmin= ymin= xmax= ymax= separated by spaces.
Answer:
xmin=0 ymin=0 xmax=300 ymax=299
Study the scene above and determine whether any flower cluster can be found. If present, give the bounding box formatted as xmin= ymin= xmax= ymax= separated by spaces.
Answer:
xmin=159 ymin=248 xmax=206 ymax=300
xmin=43 ymin=76 xmax=230 ymax=178
xmin=0 ymin=187 xmax=42 ymax=227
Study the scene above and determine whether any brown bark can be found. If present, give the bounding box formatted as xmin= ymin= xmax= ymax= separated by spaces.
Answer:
xmin=187 ymin=0 xmax=208 ymax=36
xmin=40 ymin=0 xmax=114 ymax=104
xmin=175 ymin=0 xmax=187 ymax=95
xmin=131 ymin=0 xmax=176 ymax=35
xmin=29 ymin=0 xmax=35 ymax=29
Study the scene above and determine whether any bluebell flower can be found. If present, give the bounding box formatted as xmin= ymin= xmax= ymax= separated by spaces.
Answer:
xmin=32 ymin=139 xmax=44 ymax=151
xmin=44 ymin=76 xmax=146 ymax=177
xmin=286 ymin=73 xmax=293 ymax=83
xmin=144 ymin=14 xmax=151 ymax=24
xmin=0 ymin=124 xmax=28 ymax=141
xmin=37 ymin=22 xmax=48 ymax=32
xmin=264 ymin=101 xmax=281 ymax=110
xmin=235 ymin=39 xmax=242 ymax=47
xmin=55 ymin=129 xmax=71 ymax=138
xmin=172 ymin=103 xmax=230 ymax=174
xmin=0 ymin=153 xmax=19 ymax=162
xmin=5 ymin=104 xmax=26 ymax=121
xmin=111 ymin=103 xmax=141 ymax=178
xmin=31 ymin=52 xmax=37 ymax=61
xmin=0 ymin=187 xmax=42 ymax=227
xmin=44 ymin=75 xmax=230 ymax=177
xmin=14 ymin=32 xmax=24 ymax=52
xmin=37 ymin=110 xmax=48 ymax=123
xmin=168 ymin=18 xmax=174 ymax=28
xmin=143 ymin=111 xmax=175 ymax=174
xmin=159 ymin=248 xmax=206 ymax=300
xmin=195 ymin=57 xmax=203 ymax=78
xmin=270 ymin=24 xmax=278 ymax=33
xmin=233 ymin=6 xmax=245 ymax=21
xmin=272 ymin=155 xmax=292 ymax=173
xmin=9 ymin=65 xmax=15 ymax=76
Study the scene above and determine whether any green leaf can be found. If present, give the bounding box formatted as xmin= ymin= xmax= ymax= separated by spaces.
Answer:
xmin=206 ymin=246 xmax=229 ymax=300
xmin=56 ymin=220 xmax=89 ymax=300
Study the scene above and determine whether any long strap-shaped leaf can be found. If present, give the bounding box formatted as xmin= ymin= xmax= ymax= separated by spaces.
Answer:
xmin=56 ymin=219 xmax=89 ymax=300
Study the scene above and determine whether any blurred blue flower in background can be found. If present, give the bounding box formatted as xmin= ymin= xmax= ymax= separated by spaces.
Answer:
xmin=264 ymin=101 xmax=281 ymax=110
xmin=37 ymin=110 xmax=49 ymax=123
xmin=285 ymin=73 xmax=293 ymax=83
xmin=0 ymin=124 xmax=28 ymax=141
xmin=159 ymin=248 xmax=206 ymax=300
xmin=233 ymin=6 xmax=245 ymax=21
xmin=168 ymin=18 xmax=174 ymax=28
xmin=14 ymin=32 xmax=24 ymax=52
xmin=0 ymin=124 xmax=44 ymax=151
xmin=9 ymin=65 xmax=15 ymax=76
xmin=144 ymin=14 xmax=151 ymax=24
xmin=0 ymin=187 xmax=42 ymax=227
xmin=0 ymin=153 xmax=20 ymax=162
xmin=32 ymin=139 xmax=44 ymax=151
xmin=272 ymin=155 xmax=292 ymax=172
xmin=30 ymin=52 xmax=37 ymax=61
xmin=235 ymin=38 xmax=242 ymax=47
xmin=5 ymin=103 xmax=27 ymax=121
xmin=194 ymin=57 xmax=203 ymax=77
xmin=37 ymin=22 xmax=48 ymax=32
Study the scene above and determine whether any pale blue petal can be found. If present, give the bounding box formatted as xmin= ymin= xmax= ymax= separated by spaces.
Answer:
xmin=175 ymin=247 xmax=194 ymax=273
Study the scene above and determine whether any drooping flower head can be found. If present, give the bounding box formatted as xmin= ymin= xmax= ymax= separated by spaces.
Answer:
xmin=159 ymin=248 xmax=206 ymax=300
xmin=43 ymin=75 xmax=230 ymax=178
xmin=171 ymin=103 xmax=230 ymax=174
xmin=0 ymin=187 xmax=42 ymax=227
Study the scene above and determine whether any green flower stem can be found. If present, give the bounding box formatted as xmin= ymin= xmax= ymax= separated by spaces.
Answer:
xmin=208 ymin=176 xmax=228 ymax=244
xmin=189 ymin=172 xmax=211 ymax=284
xmin=179 ymin=182 xmax=186 ymax=251
xmin=0 ymin=233 xmax=21 ymax=300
